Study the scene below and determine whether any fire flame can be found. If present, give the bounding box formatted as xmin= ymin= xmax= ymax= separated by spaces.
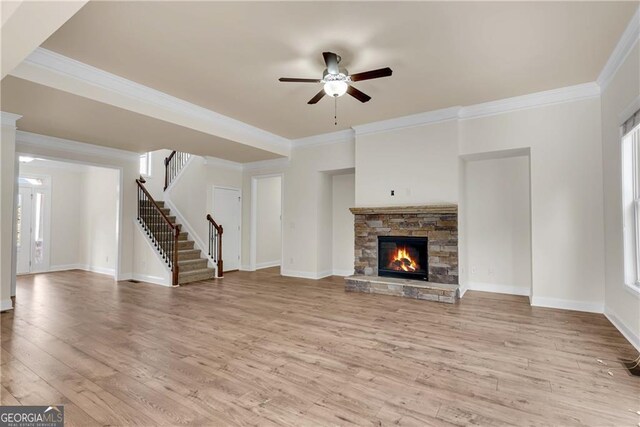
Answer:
xmin=389 ymin=247 xmax=418 ymax=272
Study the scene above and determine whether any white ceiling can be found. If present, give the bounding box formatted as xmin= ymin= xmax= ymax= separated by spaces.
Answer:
xmin=38 ymin=1 xmax=636 ymax=139
xmin=1 ymin=76 xmax=283 ymax=162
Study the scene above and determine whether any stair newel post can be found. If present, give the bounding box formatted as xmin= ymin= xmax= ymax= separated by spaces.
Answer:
xmin=217 ymin=225 xmax=223 ymax=278
xmin=164 ymin=157 xmax=169 ymax=191
xmin=173 ymin=226 xmax=180 ymax=286
xmin=208 ymin=220 xmax=212 ymax=258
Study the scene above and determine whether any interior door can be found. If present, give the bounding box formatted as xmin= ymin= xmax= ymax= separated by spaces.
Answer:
xmin=16 ymin=187 xmax=32 ymax=274
xmin=213 ymin=187 xmax=241 ymax=271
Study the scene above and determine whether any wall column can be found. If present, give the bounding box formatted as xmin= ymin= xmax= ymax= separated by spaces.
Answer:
xmin=0 ymin=112 xmax=21 ymax=311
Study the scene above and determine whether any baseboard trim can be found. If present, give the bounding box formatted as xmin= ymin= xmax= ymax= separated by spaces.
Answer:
xmin=45 ymin=264 xmax=115 ymax=277
xmin=281 ymin=269 xmax=332 ymax=280
xmin=47 ymin=263 xmax=85 ymax=272
xmin=531 ymin=296 xmax=604 ymax=314
xmin=467 ymin=281 xmax=530 ymax=296
xmin=0 ymin=299 xmax=13 ymax=312
xmin=255 ymin=260 xmax=281 ymax=270
xmin=604 ymin=306 xmax=640 ymax=353
xmin=332 ymin=269 xmax=354 ymax=277
xmin=240 ymin=265 xmax=254 ymax=272
xmin=130 ymin=273 xmax=172 ymax=287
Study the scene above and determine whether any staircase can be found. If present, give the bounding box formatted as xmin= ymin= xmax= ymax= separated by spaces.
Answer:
xmin=151 ymin=201 xmax=216 ymax=284
xmin=137 ymin=177 xmax=216 ymax=286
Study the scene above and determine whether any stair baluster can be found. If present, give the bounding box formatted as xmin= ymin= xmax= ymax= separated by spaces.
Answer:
xmin=164 ymin=150 xmax=191 ymax=191
xmin=137 ymin=179 xmax=180 ymax=286
xmin=206 ymin=214 xmax=224 ymax=278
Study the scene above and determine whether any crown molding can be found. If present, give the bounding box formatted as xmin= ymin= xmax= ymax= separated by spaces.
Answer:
xmin=458 ymin=82 xmax=601 ymax=120
xmin=16 ymin=130 xmax=138 ymax=162
xmin=1 ymin=112 xmax=22 ymax=127
xmin=20 ymin=158 xmax=92 ymax=173
xmin=14 ymin=48 xmax=291 ymax=155
xmin=243 ymin=157 xmax=290 ymax=171
xmin=597 ymin=6 xmax=640 ymax=91
xmin=203 ymin=155 xmax=289 ymax=172
xmin=203 ymin=156 xmax=243 ymax=171
xmin=292 ymin=129 xmax=355 ymax=148
xmin=352 ymin=107 xmax=461 ymax=136
xmin=351 ymin=82 xmax=600 ymax=136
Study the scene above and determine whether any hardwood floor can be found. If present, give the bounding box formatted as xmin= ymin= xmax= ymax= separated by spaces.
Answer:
xmin=1 ymin=268 xmax=638 ymax=426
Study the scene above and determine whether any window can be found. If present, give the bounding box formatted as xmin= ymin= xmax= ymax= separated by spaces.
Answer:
xmin=139 ymin=152 xmax=151 ymax=176
xmin=622 ymin=114 xmax=640 ymax=290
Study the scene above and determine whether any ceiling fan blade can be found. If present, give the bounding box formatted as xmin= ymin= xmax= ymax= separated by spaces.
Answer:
xmin=308 ymin=89 xmax=326 ymax=104
xmin=349 ymin=67 xmax=393 ymax=82
xmin=323 ymin=52 xmax=340 ymax=75
xmin=279 ymin=77 xmax=321 ymax=83
xmin=347 ymin=85 xmax=371 ymax=103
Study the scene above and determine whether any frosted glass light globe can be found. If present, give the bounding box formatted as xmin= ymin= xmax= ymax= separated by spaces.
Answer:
xmin=323 ymin=80 xmax=348 ymax=97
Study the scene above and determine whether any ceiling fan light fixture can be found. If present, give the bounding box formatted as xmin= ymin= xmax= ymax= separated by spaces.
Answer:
xmin=323 ymin=80 xmax=348 ymax=97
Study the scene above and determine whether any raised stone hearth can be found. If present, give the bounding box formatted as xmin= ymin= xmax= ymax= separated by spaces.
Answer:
xmin=345 ymin=275 xmax=459 ymax=303
xmin=347 ymin=204 xmax=459 ymax=303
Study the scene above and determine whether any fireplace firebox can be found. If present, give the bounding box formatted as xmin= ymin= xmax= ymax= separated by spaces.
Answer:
xmin=378 ymin=236 xmax=429 ymax=281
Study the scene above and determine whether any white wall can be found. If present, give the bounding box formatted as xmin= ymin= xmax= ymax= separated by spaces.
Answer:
xmin=168 ymin=155 xmax=243 ymax=259
xmin=132 ymin=222 xmax=172 ymax=286
xmin=255 ymin=175 xmax=281 ymax=267
xmin=144 ymin=149 xmax=172 ymax=200
xmin=317 ymin=171 xmax=333 ymax=276
xmin=332 ymin=173 xmax=355 ymax=276
xmin=19 ymin=162 xmax=82 ymax=268
xmin=355 ymin=120 xmax=459 ymax=207
xmin=464 ymin=155 xmax=531 ymax=296
xmin=242 ymin=139 xmax=355 ymax=277
xmin=459 ymin=99 xmax=605 ymax=311
xmin=601 ymin=41 xmax=640 ymax=348
xmin=79 ymin=166 xmax=119 ymax=275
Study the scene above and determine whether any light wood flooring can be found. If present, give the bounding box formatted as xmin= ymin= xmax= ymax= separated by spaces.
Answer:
xmin=1 ymin=268 xmax=638 ymax=426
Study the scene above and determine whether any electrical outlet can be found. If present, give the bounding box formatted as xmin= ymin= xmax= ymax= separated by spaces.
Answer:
xmin=390 ymin=190 xmax=395 ymax=196
xmin=471 ymin=267 xmax=477 ymax=274
xmin=106 ymin=256 xmax=109 ymax=263
xmin=289 ymin=257 xmax=294 ymax=264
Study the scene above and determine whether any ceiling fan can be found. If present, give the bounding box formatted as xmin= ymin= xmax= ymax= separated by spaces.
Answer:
xmin=279 ymin=52 xmax=393 ymax=104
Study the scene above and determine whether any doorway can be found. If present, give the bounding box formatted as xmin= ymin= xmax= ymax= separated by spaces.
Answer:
xmin=212 ymin=186 xmax=242 ymax=272
xmin=462 ymin=150 xmax=532 ymax=297
xmin=16 ymin=176 xmax=51 ymax=274
xmin=250 ymin=175 xmax=283 ymax=271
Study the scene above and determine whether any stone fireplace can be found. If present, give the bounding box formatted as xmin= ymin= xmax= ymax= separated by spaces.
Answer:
xmin=346 ymin=205 xmax=459 ymax=303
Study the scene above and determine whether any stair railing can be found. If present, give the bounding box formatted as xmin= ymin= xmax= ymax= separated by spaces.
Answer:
xmin=137 ymin=179 xmax=180 ymax=286
xmin=164 ymin=151 xmax=191 ymax=191
xmin=206 ymin=214 xmax=223 ymax=278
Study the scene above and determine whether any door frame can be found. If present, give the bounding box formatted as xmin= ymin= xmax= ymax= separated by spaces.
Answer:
xmin=249 ymin=173 xmax=284 ymax=272
xmin=17 ymin=174 xmax=52 ymax=274
xmin=211 ymin=185 xmax=242 ymax=272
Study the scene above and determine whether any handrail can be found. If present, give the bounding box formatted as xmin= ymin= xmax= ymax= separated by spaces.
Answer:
xmin=137 ymin=179 xmax=177 ymax=229
xmin=164 ymin=150 xmax=190 ymax=191
xmin=137 ymin=179 xmax=180 ymax=286
xmin=206 ymin=214 xmax=224 ymax=278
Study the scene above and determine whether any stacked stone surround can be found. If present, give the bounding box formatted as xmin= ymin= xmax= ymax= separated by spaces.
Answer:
xmin=350 ymin=205 xmax=459 ymax=284
xmin=345 ymin=275 xmax=459 ymax=303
